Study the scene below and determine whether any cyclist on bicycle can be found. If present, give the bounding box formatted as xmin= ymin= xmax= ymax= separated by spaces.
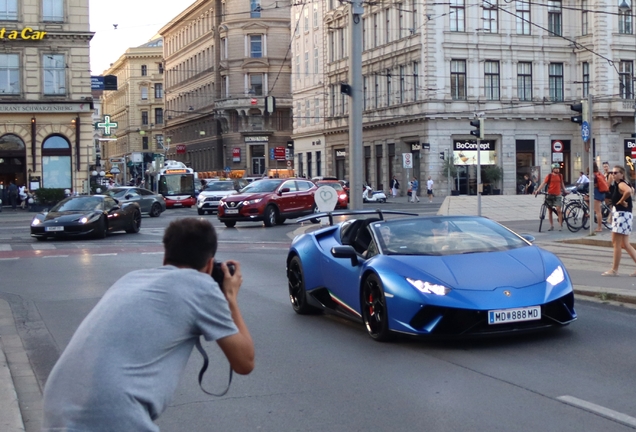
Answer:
xmin=534 ymin=163 xmax=567 ymax=231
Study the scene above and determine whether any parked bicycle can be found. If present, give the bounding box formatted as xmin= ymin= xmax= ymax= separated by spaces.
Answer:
xmin=563 ymin=190 xmax=612 ymax=232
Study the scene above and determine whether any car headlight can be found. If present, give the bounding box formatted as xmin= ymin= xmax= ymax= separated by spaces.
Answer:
xmin=80 ymin=213 xmax=102 ymax=224
xmin=197 ymin=195 xmax=206 ymax=202
xmin=243 ymin=198 xmax=262 ymax=205
xmin=406 ymin=278 xmax=451 ymax=296
xmin=31 ymin=218 xmax=41 ymax=226
xmin=546 ymin=266 xmax=565 ymax=286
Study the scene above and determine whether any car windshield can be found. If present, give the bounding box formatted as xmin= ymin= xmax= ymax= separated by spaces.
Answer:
xmin=51 ymin=197 xmax=103 ymax=212
xmin=204 ymin=181 xmax=236 ymax=192
xmin=240 ymin=179 xmax=283 ymax=193
xmin=103 ymin=188 xmax=127 ymax=198
xmin=159 ymin=174 xmax=194 ymax=196
xmin=317 ymin=181 xmax=344 ymax=191
xmin=371 ymin=217 xmax=529 ymax=256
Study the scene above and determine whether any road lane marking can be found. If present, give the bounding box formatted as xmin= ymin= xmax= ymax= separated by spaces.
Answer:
xmin=557 ymin=396 xmax=636 ymax=428
xmin=0 ymin=244 xmax=11 ymax=251
xmin=42 ymin=255 xmax=69 ymax=258
xmin=142 ymin=252 xmax=163 ymax=255
xmin=32 ymin=244 xmax=56 ymax=250
xmin=92 ymin=253 xmax=118 ymax=256
xmin=0 ymin=257 xmax=19 ymax=261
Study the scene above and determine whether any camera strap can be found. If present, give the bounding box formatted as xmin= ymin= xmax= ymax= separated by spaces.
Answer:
xmin=195 ymin=337 xmax=233 ymax=397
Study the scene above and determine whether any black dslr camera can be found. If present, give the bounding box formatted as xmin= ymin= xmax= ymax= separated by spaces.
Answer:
xmin=211 ymin=261 xmax=236 ymax=291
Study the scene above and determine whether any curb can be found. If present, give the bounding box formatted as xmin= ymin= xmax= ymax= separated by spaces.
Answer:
xmin=0 ymin=299 xmax=25 ymax=432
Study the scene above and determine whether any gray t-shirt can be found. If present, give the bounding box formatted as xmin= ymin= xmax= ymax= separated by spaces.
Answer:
xmin=42 ymin=265 xmax=238 ymax=432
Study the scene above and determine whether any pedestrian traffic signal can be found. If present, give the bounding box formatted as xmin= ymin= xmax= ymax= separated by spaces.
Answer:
xmin=439 ymin=151 xmax=445 ymax=160
xmin=470 ymin=118 xmax=484 ymax=140
xmin=570 ymin=103 xmax=583 ymax=124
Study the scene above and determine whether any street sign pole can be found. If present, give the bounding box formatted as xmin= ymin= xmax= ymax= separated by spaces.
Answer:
xmin=477 ymin=137 xmax=481 ymax=217
xmin=588 ymin=93 xmax=594 ymax=237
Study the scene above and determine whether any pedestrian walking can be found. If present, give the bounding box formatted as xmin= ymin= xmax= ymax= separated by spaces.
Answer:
xmin=533 ymin=163 xmax=566 ymax=231
xmin=523 ymin=174 xmax=534 ymax=194
xmin=18 ymin=185 xmax=27 ymax=209
xmin=410 ymin=177 xmax=420 ymax=203
xmin=426 ymin=176 xmax=434 ymax=202
xmin=7 ymin=181 xmax=18 ymax=210
xmin=390 ymin=175 xmax=400 ymax=198
xmin=602 ymin=166 xmax=636 ymax=276
xmin=42 ymin=218 xmax=255 ymax=430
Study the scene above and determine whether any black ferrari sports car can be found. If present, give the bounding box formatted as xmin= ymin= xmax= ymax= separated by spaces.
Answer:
xmin=30 ymin=195 xmax=142 ymax=240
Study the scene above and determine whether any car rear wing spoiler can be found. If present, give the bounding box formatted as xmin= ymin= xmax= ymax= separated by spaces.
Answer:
xmin=297 ymin=209 xmax=419 ymax=226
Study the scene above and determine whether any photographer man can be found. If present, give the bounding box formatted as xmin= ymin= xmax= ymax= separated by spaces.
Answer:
xmin=42 ymin=218 xmax=254 ymax=431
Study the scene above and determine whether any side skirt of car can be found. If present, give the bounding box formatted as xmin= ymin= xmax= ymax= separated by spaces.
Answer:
xmin=309 ymin=287 xmax=362 ymax=320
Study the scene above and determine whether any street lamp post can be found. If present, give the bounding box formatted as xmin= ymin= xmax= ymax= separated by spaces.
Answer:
xmin=91 ymin=170 xmax=106 ymax=193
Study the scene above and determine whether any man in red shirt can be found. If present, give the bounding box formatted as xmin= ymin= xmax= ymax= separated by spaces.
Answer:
xmin=534 ymin=163 xmax=567 ymax=231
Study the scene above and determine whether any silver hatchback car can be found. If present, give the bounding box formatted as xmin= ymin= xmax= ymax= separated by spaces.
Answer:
xmin=103 ymin=187 xmax=167 ymax=217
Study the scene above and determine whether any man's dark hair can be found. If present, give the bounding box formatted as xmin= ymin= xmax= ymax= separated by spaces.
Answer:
xmin=163 ymin=218 xmax=218 ymax=270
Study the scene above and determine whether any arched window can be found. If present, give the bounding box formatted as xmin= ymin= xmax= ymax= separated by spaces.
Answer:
xmin=42 ymin=135 xmax=71 ymax=188
xmin=0 ymin=134 xmax=26 ymax=153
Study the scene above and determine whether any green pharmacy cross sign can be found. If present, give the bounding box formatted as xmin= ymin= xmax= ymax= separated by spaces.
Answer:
xmin=95 ymin=115 xmax=118 ymax=136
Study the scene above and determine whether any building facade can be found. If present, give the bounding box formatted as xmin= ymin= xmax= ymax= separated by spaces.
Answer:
xmin=0 ymin=0 xmax=93 ymax=200
xmin=100 ymin=37 xmax=164 ymax=184
xmin=160 ymin=0 xmax=293 ymax=177
xmin=293 ymin=0 xmax=636 ymax=195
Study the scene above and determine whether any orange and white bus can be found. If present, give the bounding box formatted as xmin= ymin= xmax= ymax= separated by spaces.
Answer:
xmin=152 ymin=161 xmax=196 ymax=208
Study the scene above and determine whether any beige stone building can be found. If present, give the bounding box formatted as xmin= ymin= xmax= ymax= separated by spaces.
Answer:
xmin=0 ymin=0 xmax=93 ymax=200
xmin=100 ymin=37 xmax=164 ymax=184
xmin=160 ymin=0 xmax=293 ymax=176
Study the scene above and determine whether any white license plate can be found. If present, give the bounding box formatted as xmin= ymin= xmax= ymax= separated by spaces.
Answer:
xmin=173 ymin=203 xmax=182 ymax=207
xmin=45 ymin=226 xmax=64 ymax=232
xmin=225 ymin=209 xmax=239 ymax=214
xmin=488 ymin=306 xmax=541 ymax=325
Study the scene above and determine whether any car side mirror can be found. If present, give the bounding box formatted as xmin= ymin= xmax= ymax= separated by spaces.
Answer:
xmin=520 ymin=234 xmax=535 ymax=243
xmin=279 ymin=187 xmax=291 ymax=195
xmin=109 ymin=205 xmax=121 ymax=212
xmin=331 ymin=245 xmax=359 ymax=266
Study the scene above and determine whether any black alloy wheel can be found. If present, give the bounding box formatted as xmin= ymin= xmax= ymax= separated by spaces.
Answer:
xmin=264 ymin=205 xmax=277 ymax=227
xmin=126 ymin=211 xmax=141 ymax=233
xmin=361 ymin=274 xmax=393 ymax=341
xmin=197 ymin=208 xmax=205 ymax=215
xmin=309 ymin=205 xmax=320 ymax=224
xmin=224 ymin=221 xmax=236 ymax=228
xmin=287 ymin=256 xmax=322 ymax=315
xmin=150 ymin=203 xmax=162 ymax=217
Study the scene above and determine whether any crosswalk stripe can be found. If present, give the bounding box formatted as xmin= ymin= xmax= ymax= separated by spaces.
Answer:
xmin=32 ymin=243 xmax=56 ymax=250
xmin=0 ymin=244 xmax=11 ymax=251
xmin=42 ymin=255 xmax=68 ymax=258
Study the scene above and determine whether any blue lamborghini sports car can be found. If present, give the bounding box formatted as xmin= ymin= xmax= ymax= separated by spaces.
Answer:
xmin=287 ymin=211 xmax=577 ymax=341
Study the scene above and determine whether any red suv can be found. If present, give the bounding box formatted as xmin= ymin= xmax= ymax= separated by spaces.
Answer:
xmin=218 ymin=178 xmax=318 ymax=227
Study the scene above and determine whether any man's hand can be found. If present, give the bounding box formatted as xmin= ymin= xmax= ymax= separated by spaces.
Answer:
xmin=221 ymin=260 xmax=242 ymax=302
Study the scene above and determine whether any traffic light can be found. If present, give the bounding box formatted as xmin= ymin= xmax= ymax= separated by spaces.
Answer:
xmin=470 ymin=118 xmax=485 ymax=140
xmin=439 ymin=151 xmax=445 ymax=160
xmin=570 ymin=103 xmax=583 ymax=124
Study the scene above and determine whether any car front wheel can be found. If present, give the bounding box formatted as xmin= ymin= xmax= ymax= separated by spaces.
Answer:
xmin=126 ymin=210 xmax=141 ymax=233
xmin=361 ymin=274 xmax=393 ymax=341
xmin=197 ymin=208 xmax=205 ymax=215
xmin=263 ymin=205 xmax=277 ymax=227
xmin=150 ymin=203 xmax=162 ymax=217
xmin=224 ymin=221 xmax=236 ymax=228
xmin=287 ymin=256 xmax=322 ymax=315
xmin=309 ymin=205 xmax=320 ymax=224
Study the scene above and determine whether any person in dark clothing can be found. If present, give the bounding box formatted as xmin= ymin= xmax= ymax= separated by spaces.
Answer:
xmin=7 ymin=182 xmax=18 ymax=210
xmin=524 ymin=174 xmax=534 ymax=194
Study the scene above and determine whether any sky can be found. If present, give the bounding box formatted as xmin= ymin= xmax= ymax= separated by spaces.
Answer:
xmin=89 ymin=0 xmax=197 ymax=75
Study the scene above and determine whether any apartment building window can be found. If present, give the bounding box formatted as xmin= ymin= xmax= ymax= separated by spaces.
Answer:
xmin=387 ymin=71 xmax=392 ymax=106
xmin=43 ymin=0 xmax=63 ymax=21
xmin=517 ymin=62 xmax=532 ymax=101
xmin=307 ymin=152 xmax=312 ymax=178
xmin=294 ymin=12 xmax=300 ymax=37
xmin=374 ymin=74 xmax=379 ymax=108
xmin=0 ymin=0 xmax=17 ymax=20
xmin=385 ymin=9 xmax=391 ymax=43
xmin=581 ymin=0 xmax=589 ymax=35
xmin=413 ymin=61 xmax=419 ymax=101
xmin=549 ymin=63 xmax=563 ymax=101
xmin=296 ymin=102 xmax=301 ymax=126
xmin=450 ymin=0 xmax=465 ymax=32
xmin=141 ymin=65 xmax=147 ymax=76
xmin=450 ymin=59 xmax=466 ymax=100
xmin=329 ymin=32 xmax=335 ymax=62
xmin=330 ymin=85 xmax=336 ymax=116
xmin=363 ymin=76 xmax=368 ymax=110
xmin=313 ymin=3 xmax=319 ymax=27
xmin=223 ymin=76 xmax=229 ymax=97
xmin=316 ymin=151 xmax=322 ymax=176
xmin=304 ymin=8 xmax=309 ymax=32
xmin=142 ymin=111 xmax=149 ymax=125
xmin=398 ymin=4 xmax=404 ymax=38
xmin=548 ymin=0 xmax=562 ymax=36
xmin=304 ymin=51 xmax=309 ymax=75
xmin=339 ymin=28 xmax=346 ymax=58
xmin=43 ymin=54 xmax=65 ymax=95
xmin=485 ymin=61 xmax=500 ymax=100
xmin=620 ymin=61 xmax=633 ymax=99
xmin=154 ymin=83 xmax=163 ymax=99
xmin=516 ymin=0 xmax=531 ymax=34
xmin=582 ymin=62 xmax=590 ymax=97
xmin=249 ymin=74 xmax=263 ymax=95
xmin=362 ymin=18 xmax=367 ymax=49
xmin=619 ymin=0 xmax=632 ymax=34
xmin=314 ymin=47 xmax=319 ymax=74
xmin=412 ymin=0 xmax=418 ymax=30
xmin=251 ymin=0 xmax=261 ymax=17
xmin=341 ymin=92 xmax=347 ymax=115
xmin=399 ymin=66 xmax=405 ymax=104
xmin=155 ymin=108 xmax=164 ymax=124
xmin=142 ymin=136 xmax=149 ymax=150
xmin=250 ymin=35 xmax=262 ymax=58
xmin=373 ymin=13 xmax=378 ymax=47
xmin=305 ymin=100 xmax=310 ymax=125
xmin=0 ymin=54 xmax=19 ymax=94
xmin=483 ymin=0 xmax=498 ymax=32
xmin=159 ymin=62 xmax=164 ymax=74
xmin=141 ymin=87 xmax=148 ymax=100
xmin=314 ymin=98 xmax=320 ymax=122
xmin=295 ymin=54 xmax=300 ymax=75
xmin=221 ymin=38 xmax=227 ymax=59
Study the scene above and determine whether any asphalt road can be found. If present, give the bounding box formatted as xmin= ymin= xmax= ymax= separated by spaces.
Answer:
xmin=1 ymin=204 xmax=636 ymax=431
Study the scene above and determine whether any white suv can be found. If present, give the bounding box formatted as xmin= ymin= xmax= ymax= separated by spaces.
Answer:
xmin=197 ymin=180 xmax=239 ymax=215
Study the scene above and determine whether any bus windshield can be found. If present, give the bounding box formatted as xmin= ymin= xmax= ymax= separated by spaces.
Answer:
xmin=159 ymin=174 xmax=195 ymax=196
